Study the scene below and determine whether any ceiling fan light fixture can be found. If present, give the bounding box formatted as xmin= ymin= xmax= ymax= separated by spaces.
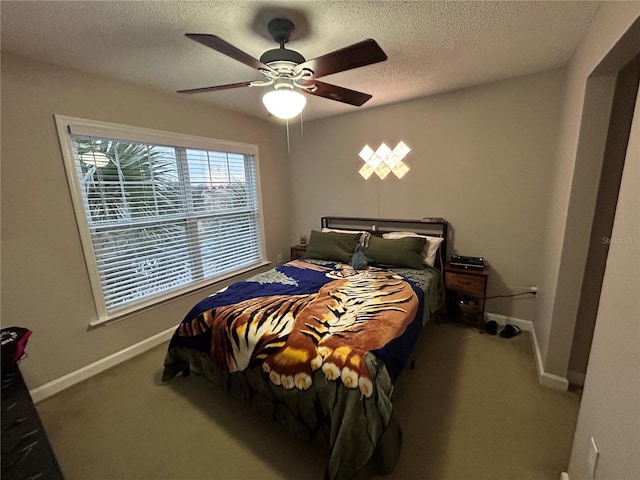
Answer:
xmin=262 ymin=85 xmax=306 ymax=120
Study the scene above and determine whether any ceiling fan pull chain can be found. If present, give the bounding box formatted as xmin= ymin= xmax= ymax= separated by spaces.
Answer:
xmin=300 ymin=111 xmax=304 ymax=142
xmin=286 ymin=119 xmax=290 ymax=154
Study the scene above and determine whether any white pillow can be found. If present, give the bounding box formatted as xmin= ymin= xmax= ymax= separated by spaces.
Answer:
xmin=322 ymin=228 xmax=370 ymax=246
xmin=382 ymin=231 xmax=444 ymax=267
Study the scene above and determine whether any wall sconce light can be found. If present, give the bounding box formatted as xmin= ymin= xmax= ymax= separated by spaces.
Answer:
xmin=358 ymin=141 xmax=410 ymax=179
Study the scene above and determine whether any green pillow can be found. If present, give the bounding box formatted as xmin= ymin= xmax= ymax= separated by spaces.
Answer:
xmin=305 ymin=230 xmax=361 ymax=263
xmin=365 ymin=235 xmax=426 ymax=269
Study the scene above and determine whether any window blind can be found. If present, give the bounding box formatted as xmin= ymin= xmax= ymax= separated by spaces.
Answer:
xmin=56 ymin=116 xmax=265 ymax=323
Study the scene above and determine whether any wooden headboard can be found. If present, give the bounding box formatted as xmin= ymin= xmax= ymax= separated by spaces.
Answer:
xmin=320 ymin=216 xmax=449 ymax=271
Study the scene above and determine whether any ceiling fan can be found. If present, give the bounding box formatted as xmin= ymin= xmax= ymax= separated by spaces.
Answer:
xmin=177 ymin=18 xmax=388 ymax=119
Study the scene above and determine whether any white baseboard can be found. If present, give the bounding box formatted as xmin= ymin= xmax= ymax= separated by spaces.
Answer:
xmin=30 ymin=326 xmax=176 ymax=404
xmin=31 ymin=311 xmax=571 ymax=402
xmin=485 ymin=313 xmax=569 ymax=391
xmin=567 ymin=370 xmax=586 ymax=387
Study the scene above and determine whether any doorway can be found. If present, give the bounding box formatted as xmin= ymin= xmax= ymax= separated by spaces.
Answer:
xmin=568 ymin=52 xmax=640 ymax=385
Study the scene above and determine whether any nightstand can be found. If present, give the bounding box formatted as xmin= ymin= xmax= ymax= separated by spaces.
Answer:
xmin=444 ymin=266 xmax=489 ymax=332
xmin=290 ymin=244 xmax=307 ymax=261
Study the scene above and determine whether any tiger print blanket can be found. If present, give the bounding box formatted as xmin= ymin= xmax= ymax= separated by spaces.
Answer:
xmin=166 ymin=260 xmax=425 ymax=397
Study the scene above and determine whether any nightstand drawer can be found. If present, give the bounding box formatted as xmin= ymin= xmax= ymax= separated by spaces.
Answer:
xmin=445 ymin=271 xmax=486 ymax=296
xmin=443 ymin=266 xmax=489 ymax=332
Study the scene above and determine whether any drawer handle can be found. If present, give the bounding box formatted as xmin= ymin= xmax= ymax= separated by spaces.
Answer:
xmin=458 ymin=280 xmax=473 ymax=285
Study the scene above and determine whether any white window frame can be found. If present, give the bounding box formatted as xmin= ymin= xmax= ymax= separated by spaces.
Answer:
xmin=55 ymin=115 xmax=268 ymax=326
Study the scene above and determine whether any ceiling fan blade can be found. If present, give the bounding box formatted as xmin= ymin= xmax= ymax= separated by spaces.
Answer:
xmin=303 ymin=80 xmax=372 ymax=106
xmin=295 ymin=39 xmax=387 ymax=79
xmin=185 ymin=34 xmax=275 ymax=73
xmin=177 ymin=81 xmax=252 ymax=94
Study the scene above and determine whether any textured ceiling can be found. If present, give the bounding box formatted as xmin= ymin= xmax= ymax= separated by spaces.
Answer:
xmin=1 ymin=1 xmax=601 ymax=122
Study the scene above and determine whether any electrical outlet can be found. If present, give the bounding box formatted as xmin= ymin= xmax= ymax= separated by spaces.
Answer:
xmin=588 ymin=436 xmax=599 ymax=478
xmin=277 ymin=253 xmax=283 ymax=264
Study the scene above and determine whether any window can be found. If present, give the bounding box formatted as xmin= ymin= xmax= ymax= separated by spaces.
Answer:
xmin=55 ymin=116 xmax=267 ymax=325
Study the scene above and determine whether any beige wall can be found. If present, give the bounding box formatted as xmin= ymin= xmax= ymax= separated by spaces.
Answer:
xmin=553 ymin=73 xmax=617 ymax=381
xmin=534 ymin=4 xmax=640 ymax=378
xmin=568 ymin=81 xmax=639 ymax=480
xmin=0 ymin=53 xmax=290 ymax=389
xmin=569 ymin=57 xmax=639 ymax=382
xmin=288 ymin=69 xmax=566 ymax=322
xmin=3 ymin=1 xmax=637 ymax=410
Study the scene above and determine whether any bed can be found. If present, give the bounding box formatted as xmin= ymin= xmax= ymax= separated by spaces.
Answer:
xmin=162 ymin=216 xmax=448 ymax=479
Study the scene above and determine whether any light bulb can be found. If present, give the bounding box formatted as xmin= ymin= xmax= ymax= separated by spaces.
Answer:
xmin=262 ymin=88 xmax=307 ymax=119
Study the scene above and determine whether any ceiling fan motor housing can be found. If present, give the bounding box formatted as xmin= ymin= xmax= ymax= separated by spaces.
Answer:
xmin=260 ymin=18 xmax=306 ymax=66
xmin=267 ymin=18 xmax=295 ymax=45
xmin=260 ymin=48 xmax=306 ymax=65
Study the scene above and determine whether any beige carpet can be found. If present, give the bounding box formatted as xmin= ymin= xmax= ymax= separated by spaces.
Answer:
xmin=36 ymin=321 xmax=580 ymax=480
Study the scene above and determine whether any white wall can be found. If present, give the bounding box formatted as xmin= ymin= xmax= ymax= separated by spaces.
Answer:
xmin=288 ymin=69 xmax=566 ymax=322
xmin=567 ymin=82 xmax=639 ymax=480
xmin=0 ymin=53 xmax=290 ymax=390
xmin=534 ymin=3 xmax=640 ymax=378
